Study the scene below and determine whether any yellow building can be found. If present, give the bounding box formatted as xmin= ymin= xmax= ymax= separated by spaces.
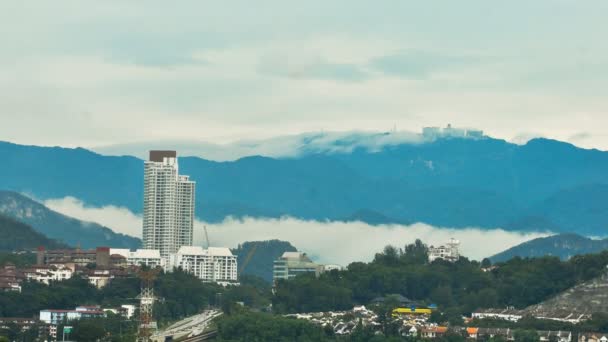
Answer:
xmin=392 ymin=307 xmax=433 ymax=316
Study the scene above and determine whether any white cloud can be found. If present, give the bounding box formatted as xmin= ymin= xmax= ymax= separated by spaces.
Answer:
xmin=92 ymin=130 xmax=424 ymax=161
xmin=44 ymin=197 xmax=143 ymax=238
xmin=44 ymin=197 xmax=548 ymax=265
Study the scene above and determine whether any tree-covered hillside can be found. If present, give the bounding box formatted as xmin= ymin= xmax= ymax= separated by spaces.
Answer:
xmin=232 ymin=240 xmax=298 ymax=282
xmin=490 ymin=233 xmax=608 ymax=262
xmin=0 ymin=213 xmax=66 ymax=251
xmin=272 ymin=241 xmax=608 ymax=316
xmin=0 ymin=191 xmax=140 ymax=249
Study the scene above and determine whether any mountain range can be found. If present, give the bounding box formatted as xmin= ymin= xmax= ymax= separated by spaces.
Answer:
xmin=1 ymin=134 xmax=608 ymax=235
xmin=490 ymin=233 xmax=608 ymax=263
xmin=0 ymin=191 xmax=140 ymax=249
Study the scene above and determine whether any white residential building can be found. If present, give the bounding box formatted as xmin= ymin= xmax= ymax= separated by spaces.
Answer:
xmin=23 ymin=265 xmax=74 ymax=285
xmin=428 ymin=238 xmax=461 ymax=263
xmin=120 ymin=305 xmax=137 ymax=319
xmin=169 ymin=246 xmax=238 ymax=285
xmin=110 ymin=248 xmax=165 ymax=268
xmin=142 ymin=150 xmax=195 ymax=258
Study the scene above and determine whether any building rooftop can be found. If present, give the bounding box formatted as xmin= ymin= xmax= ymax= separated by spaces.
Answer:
xmin=110 ymin=248 xmax=161 ymax=259
xmin=175 ymin=246 xmax=234 ymax=257
xmin=176 ymin=246 xmax=206 ymax=255
xmin=207 ymin=247 xmax=234 ymax=257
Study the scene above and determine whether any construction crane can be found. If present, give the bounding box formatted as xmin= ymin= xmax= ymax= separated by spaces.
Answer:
xmin=137 ymin=268 xmax=161 ymax=342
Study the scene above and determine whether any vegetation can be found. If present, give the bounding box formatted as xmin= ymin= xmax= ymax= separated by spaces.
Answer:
xmin=273 ymin=240 xmax=608 ymax=317
xmin=0 ymin=191 xmax=140 ymax=249
xmin=0 ymin=213 xmax=67 ymax=251
xmin=3 ymin=241 xmax=608 ymax=341
xmin=0 ymin=251 xmax=35 ymax=267
xmin=232 ymin=240 xmax=297 ymax=282
xmin=216 ymin=310 xmax=335 ymax=341
xmin=68 ymin=313 xmax=137 ymax=342
xmin=0 ymin=270 xmax=270 ymax=323
xmin=490 ymin=233 xmax=608 ymax=262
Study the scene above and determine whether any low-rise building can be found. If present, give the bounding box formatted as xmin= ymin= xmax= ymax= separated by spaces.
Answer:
xmin=428 ymin=238 xmax=460 ymax=263
xmin=420 ymin=326 xmax=448 ymax=339
xmin=472 ymin=308 xmax=524 ymax=322
xmin=84 ymin=269 xmax=114 ymax=289
xmin=37 ymin=246 xmax=111 ymax=267
xmin=120 ymin=305 xmax=137 ymax=319
xmin=323 ymin=264 xmax=344 ymax=272
xmin=168 ymin=246 xmax=238 ymax=285
xmin=39 ymin=306 xmax=105 ymax=325
xmin=0 ymin=263 xmax=23 ymax=293
xmin=476 ymin=327 xmax=514 ymax=340
xmin=538 ymin=330 xmax=572 ymax=342
xmin=273 ymin=252 xmax=324 ymax=283
xmin=579 ymin=333 xmax=608 ymax=342
xmin=22 ymin=264 xmax=74 ymax=285
xmin=110 ymin=248 xmax=165 ymax=269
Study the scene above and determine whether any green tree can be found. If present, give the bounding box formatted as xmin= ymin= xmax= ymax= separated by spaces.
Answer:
xmin=71 ymin=320 xmax=106 ymax=342
xmin=513 ymin=329 xmax=539 ymax=342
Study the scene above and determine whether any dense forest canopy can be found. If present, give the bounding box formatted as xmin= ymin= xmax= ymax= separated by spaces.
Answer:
xmin=273 ymin=240 xmax=608 ymax=315
xmin=0 ymin=213 xmax=67 ymax=251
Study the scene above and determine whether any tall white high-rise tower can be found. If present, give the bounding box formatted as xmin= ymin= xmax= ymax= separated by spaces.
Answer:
xmin=142 ymin=151 xmax=195 ymax=257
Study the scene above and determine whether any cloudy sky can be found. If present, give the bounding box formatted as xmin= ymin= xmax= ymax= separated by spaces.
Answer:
xmin=2 ymin=1 xmax=608 ymax=150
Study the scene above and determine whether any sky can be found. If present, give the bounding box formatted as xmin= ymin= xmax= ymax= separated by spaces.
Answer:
xmin=2 ymin=1 xmax=608 ymax=150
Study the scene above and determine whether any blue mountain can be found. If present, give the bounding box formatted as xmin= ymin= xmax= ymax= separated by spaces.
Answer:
xmin=490 ymin=234 xmax=608 ymax=262
xmin=1 ymin=136 xmax=607 ymax=236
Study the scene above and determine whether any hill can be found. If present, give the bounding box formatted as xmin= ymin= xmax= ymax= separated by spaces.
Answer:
xmin=232 ymin=240 xmax=298 ymax=282
xmin=524 ymin=270 xmax=608 ymax=320
xmin=490 ymin=234 xmax=608 ymax=263
xmin=2 ymin=136 xmax=608 ymax=235
xmin=0 ymin=191 xmax=140 ymax=249
xmin=0 ymin=213 xmax=67 ymax=251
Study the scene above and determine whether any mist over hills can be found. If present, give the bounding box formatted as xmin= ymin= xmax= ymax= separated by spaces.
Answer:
xmin=0 ymin=191 xmax=141 ymax=249
xmin=1 ymin=134 xmax=608 ymax=236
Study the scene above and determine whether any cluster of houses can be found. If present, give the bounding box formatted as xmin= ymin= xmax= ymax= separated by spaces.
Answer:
xmin=0 ymin=304 xmax=136 ymax=340
xmin=0 ymin=247 xmax=142 ymax=292
xmin=287 ymin=296 xmax=608 ymax=342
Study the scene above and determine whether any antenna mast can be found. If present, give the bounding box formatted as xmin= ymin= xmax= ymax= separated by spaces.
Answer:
xmin=137 ymin=268 xmax=160 ymax=342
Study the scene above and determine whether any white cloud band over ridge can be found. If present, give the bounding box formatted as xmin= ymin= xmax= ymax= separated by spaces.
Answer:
xmin=44 ymin=197 xmax=549 ymax=265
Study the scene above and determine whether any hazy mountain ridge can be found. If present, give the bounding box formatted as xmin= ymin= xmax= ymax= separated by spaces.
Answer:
xmin=0 ymin=213 xmax=68 ymax=251
xmin=490 ymin=234 xmax=608 ymax=262
xmin=2 ymin=136 xmax=608 ymax=235
xmin=0 ymin=191 xmax=141 ymax=249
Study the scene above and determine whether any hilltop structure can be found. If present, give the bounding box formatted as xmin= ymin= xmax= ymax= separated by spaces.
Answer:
xmin=428 ymin=238 xmax=461 ymax=263
xmin=422 ymin=124 xmax=484 ymax=140
xmin=142 ymin=151 xmax=196 ymax=258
